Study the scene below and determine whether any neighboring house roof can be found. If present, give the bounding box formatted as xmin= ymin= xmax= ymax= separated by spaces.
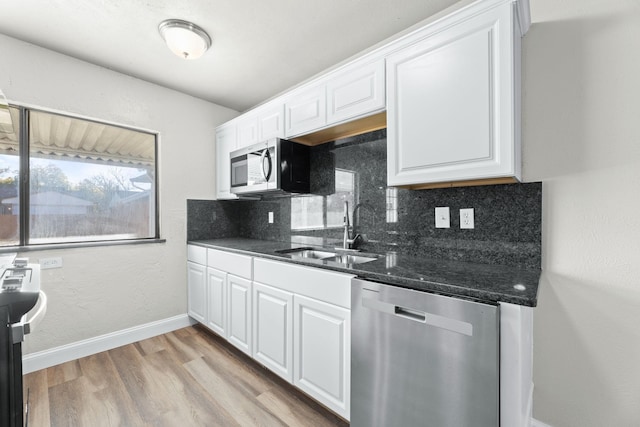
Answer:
xmin=130 ymin=173 xmax=152 ymax=184
xmin=1 ymin=191 xmax=92 ymax=206
xmin=110 ymin=190 xmax=150 ymax=207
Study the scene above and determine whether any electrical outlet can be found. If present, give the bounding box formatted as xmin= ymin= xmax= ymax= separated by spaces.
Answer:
xmin=268 ymin=211 xmax=274 ymax=224
xmin=40 ymin=257 xmax=63 ymax=269
xmin=460 ymin=208 xmax=475 ymax=229
xmin=435 ymin=207 xmax=450 ymax=228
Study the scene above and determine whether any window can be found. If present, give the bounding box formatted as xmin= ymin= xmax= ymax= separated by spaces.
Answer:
xmin=291 ymin=169 xmax=356 ymax=230
xmin=0 ymin=106 xmax=158 ymax=247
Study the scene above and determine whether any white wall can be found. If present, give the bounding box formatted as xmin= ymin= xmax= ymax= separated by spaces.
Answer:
xmin=0 ymin=34 xmax=238 ymax=354
xmin=523 ymin=0 xmax=640 ymax=426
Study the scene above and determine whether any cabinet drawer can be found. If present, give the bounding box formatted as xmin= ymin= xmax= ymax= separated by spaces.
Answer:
xmin=207 ymin=248 xmax=252 ymax=279
xmin=187 ymin=245 xmax=207 ymax=264
xmin=253 ymin=258 xmax=353 ymax=308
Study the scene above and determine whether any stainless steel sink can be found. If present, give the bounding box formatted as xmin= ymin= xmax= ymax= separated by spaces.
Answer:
xmin=326 ymin=254 xmax=378 ymax=264
xmin=275 ymin=247 xmax=337 ymax=260
xmin=291 ymin=249 xmax=337 ymax=260
xmin=275 ymin=247 xmax=380 ymax=265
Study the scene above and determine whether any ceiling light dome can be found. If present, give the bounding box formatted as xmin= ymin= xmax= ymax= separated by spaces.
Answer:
xmin=158 ymin=19 xmax=211 ymax=60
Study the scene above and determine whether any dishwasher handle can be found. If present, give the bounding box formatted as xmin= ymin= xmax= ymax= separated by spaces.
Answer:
xmin=362 ymin=295 xmax=473 ymax=336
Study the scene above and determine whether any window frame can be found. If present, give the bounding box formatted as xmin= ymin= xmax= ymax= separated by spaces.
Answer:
xmin=0 ymin=104 xmax=162 ymax=251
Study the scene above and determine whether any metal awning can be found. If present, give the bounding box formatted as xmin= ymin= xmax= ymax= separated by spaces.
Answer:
xmin=0 ymin=107 xmax=155 ymax=167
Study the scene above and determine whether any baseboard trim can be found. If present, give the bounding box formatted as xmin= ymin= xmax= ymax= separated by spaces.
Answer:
xmin=532 ymin=418 xmax=553 ymax=427
xmin=23 ymin=314 xmax=196 ymax=374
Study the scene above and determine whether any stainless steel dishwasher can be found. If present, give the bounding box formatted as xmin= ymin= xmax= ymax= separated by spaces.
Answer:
xmin=351 ymin=278 xmax=499 ymax=427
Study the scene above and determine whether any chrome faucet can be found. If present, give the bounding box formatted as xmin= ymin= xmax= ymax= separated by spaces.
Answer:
xmin=342 ymin=201 xmax=361 ymax=250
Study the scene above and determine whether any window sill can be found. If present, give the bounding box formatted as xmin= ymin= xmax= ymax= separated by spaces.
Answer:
xmin=0 ymin=238 xmax=166 ymax=254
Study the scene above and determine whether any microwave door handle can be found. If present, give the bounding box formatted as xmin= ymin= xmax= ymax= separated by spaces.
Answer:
xmin=261 ymin=148 xmax=272 ymax=181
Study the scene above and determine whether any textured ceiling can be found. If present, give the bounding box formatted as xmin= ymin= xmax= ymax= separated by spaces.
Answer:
xmin=0 ymin=0 xmax=459 ymax=112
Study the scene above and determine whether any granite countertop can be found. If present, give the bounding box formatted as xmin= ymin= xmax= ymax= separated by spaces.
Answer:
xmin=189 ymin=238 xmax=540 ymax=307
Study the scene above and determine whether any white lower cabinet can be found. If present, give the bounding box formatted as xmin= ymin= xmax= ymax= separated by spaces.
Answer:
xmin=187 ymin=261 xmax=206 ymax=324
xmin=293 ymin=294 xmax=350 ymax=419
xmin=253 ymin=257 xmax=353 ymax=420
xmin=252 ymin=282 xmax=294 ymax=382
xmin=206 ymin=267 xmax=226 ymax=337
xmin=227 ymin=274 xmax=253 ymax=357
xmin=188 ymin=248 xmax=353 ymax=420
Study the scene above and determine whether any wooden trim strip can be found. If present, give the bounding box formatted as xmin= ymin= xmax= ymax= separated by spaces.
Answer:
xmin=399 ymin=176 xmax=518 ymax=190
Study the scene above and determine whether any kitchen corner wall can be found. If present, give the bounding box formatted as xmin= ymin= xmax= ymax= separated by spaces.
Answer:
xmin=523 ymin=1 xmax=640 ymax=426
xmin=0 ymin=33 xmax=238 ymax=354
xmin=189 ymin=129 xmax=542 ymax=270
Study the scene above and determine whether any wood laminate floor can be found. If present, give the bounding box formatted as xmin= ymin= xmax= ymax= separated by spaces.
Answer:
xmin=23 ymin=325 xmax=349 ymax=427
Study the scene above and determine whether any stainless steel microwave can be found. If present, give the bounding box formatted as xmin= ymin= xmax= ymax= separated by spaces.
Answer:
xmin=230 ymin=138 xmax=310 ymax=196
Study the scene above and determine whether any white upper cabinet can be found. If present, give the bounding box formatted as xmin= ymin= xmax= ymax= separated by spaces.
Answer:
xmin=258 ymin=104 xmax=285 ymax=140
xmin=236 ymin=116 xmax=258 ymax=149
xmin=215 ymin=124 xmax=237 ymax=200
xmin=284 ymin=83 xmax=327 ymax=137
xmin=387 ymin=2 xmax=523 ymax=187
xmin=234 ymin=102 xmax=284 ymax=151
xmin=327 ymin=59 xmax=385 ymax=125
xmin=214 ymin=0 xmax=529 ymax=191
xmin=283 ymin=58 xmax=385 ymax=139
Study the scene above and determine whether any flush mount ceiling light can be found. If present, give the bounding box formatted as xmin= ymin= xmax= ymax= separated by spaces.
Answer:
xmin=158 ymin=19 xmax=211 ymax=60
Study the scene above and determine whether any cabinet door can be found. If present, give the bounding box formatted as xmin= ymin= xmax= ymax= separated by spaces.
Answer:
xmin=206 ymin=267 xmax=226 ymax=337
xmin=258 ymin=105 xmax=284 ymax=141
xmin=284 ymin=84 xmax=326 ymax=137
xmin=215 ymin=125 xmax=238 ymax=200
xmin=227 ymin=274 xmax=252 ymax=356
xmin=327 ymin=59 xmax=385 ymax=125
xmin=253 ymin=282 xmax=293 ymax=382
xmin=294 ymin=294 xmax=350 ymax=419
xmin=187 ymin=261 xmax=206 ymax=324
xmin=236 ymin=116 xmax=258 ymax=149
xmin=387 ymin=4 xmax=517 ymax=186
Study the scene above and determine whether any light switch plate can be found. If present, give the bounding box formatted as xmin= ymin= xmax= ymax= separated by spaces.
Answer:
xmin=435 ymin=207 xmax=450 ymax=228
xmin=268 ymin=211 xmax=274 ymax=224
xmin=460 ymin=208 xmax=475 ymax=229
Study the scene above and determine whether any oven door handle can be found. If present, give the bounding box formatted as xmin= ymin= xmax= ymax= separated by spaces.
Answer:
xmin=11 ymin=291 xmax=47 ymax=343
xmin=261 ymin=148 xmax=272 ymax=181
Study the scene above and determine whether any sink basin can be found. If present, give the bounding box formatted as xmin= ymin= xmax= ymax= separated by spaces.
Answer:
xmin=276 ymin=247 xmax=380 ymax=265
xmin=327 ymin=254 xmax=378 ymax=264
xmin=275 ymin=247 xmax=337 ymax=260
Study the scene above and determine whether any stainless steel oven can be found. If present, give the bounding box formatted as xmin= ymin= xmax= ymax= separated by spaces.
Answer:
xmin=230 ymin=138 xmax=310 ymax=196
xmin=0 ymin=257 xmax=46 ymax=427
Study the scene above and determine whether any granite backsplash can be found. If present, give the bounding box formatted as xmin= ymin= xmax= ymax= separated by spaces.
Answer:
xmin=188 ymin=129 xmax=542 ymax=269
